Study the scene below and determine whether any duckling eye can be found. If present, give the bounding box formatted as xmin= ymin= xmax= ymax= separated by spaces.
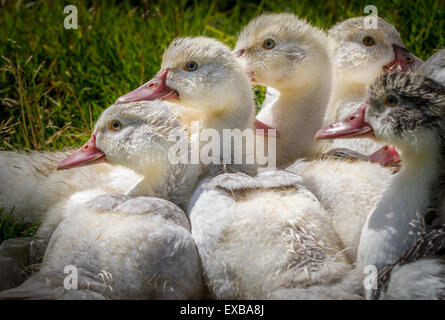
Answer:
xmin=183 ymin=61 xmax=199 ymax=72
xmin=383 ymin=95 xmax=398 ymax=107
xmin=262 ymin=39 xmax=276 ymax=50
xmin=362 ymin=36 xmax=376 ymax=47
xmin=108 ymin=120 xmax=123 ymax=132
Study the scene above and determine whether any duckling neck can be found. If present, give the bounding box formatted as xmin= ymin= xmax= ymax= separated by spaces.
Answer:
xmin=257 ymin=76 xmax=331 ymax=161
xmin=202 ymin=98 xmax=255 ymax=133
xmin=126 ymin=162 xmax=171 ymax=198
xmin=358 ymin=145 xmax=443 ymax=269
xmin=326 ymin=78 xmax=369 ymax=124
xmin=126 ymin=161 xmax=200 ymax=210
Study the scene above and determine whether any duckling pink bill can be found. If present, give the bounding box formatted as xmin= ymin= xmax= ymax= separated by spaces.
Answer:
xmin=384 ymin=44 xmax=423 ymax=73
xmin=114 ymin=69 xmax=179 ymax=104
xmin=56 ymin=133 xmax=107 ymax=170
xmin=367 ymin=145 xmax=400 ymax=167
xmin=315 ymin=105 xmax=401 ymax=167
xmin=314 ymin=104 xmax=374 ymax=140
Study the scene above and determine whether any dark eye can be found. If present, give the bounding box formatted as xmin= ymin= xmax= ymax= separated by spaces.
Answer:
xmin=108 ymin=120 xmax=123 ymax=132
xmin=262 ymin=38 xmax=276 ymax=50
xmin=383 ymin=95 xmax=398 ymax=107
xmin=183 ymin=61 xmax=198 ymax=72
xmin=362 ymin=36 xmax=376 ymax=46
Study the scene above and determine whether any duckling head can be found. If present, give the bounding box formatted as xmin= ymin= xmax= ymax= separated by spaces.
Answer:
xmin=57 ymin=101 xmax=186 ymax=177
xmin=363 ymin=73 xmax=445 ymax=153
xmin=316 ymin=73 xmax=445 ymax=155
xmin=328 ymin=17 xmax=422 ymax=86
xmin=116 ymin=37 xmax=253 ymax=120
xmin=234 ymin=13 xmax=330 ymax=92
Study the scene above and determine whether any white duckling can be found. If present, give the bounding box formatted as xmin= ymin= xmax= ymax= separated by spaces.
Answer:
xmin=323 ymin=16 xmax=422 ymax=155
xmin=116 ymin=37 xmax=257 ymax=175
xmin=188 ymin=168 xmax=365 ymax=299
xmin=231 ymin=16 xmax=400 ymax=262
xmin=285 ymin=19 xmax=421 ymax=258
xmin=316 ymin=72 xmax=445 ymax=298
xmin=36 ymin=101 xmax=200 ymax=238
xmin=0 ymin=102 xmax=203 ymax=299
xmin=234 ymin=13 xmax=332 ymax=167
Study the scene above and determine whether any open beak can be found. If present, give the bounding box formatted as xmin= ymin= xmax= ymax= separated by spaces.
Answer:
xmin=384 ymin=44 xmax=423 ymax=73
xmin=314 ymin=104 xmax=374 ymax=140
xmin=115 ymin=69 xmax=179 ymax=104
xmin=56 ymin=133 xmax=107 ymax=170
xmin=367 ymin=144 xmax=400 ymax=167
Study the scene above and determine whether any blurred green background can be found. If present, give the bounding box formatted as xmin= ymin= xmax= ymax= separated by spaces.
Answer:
xmin=0 ymin=0 xmax=444 ymax=152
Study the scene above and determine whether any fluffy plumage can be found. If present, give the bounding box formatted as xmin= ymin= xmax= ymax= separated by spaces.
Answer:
xmin=188 ymin=169 xmax=362 ymax=299
xmin=0 ymin=195 xmax=203 ymax=300
xmin=37 ymin=101 xmax=201 ymax=238
xmin=235 ymin=13 xmax=332 ymax=167
xmin=0 ymin=101 xmax=204 ymax=300
xmin=323 ymin=17 xmax=419 ymax=155
xmin=162 ymin=37 xmax=255 ymax=134
xmin=349 ymin=72 xmax=445 ymax=298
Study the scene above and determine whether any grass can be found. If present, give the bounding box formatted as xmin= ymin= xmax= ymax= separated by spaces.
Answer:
xmin=0 ymin=208 xmax=40 ymax=244
xmin=0 ymin=0 xmax=443 ymax=241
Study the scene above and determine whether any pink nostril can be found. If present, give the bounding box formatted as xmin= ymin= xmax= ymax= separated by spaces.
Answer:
xmin=236 ymin=49 xmax=245 ymax=57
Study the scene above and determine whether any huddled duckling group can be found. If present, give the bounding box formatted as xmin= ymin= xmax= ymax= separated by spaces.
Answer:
xmin=0 ymin=12 xmax=444 ymax=300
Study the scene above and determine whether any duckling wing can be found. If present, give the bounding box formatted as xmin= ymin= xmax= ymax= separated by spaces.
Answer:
xmin=208 ymin=170 xmax=302 ymax=192
xmin=188 ymin=170 xmax=354 ymax=299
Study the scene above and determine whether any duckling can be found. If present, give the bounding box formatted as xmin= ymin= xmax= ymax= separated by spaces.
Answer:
xmin=323 ymin=16 xmax=422 ymax=155
xmin=316 ymin=72 xmax=445 ymax=281
xmin=234 ymin=13 xmax=332 ymax=167
xmin=118 ymin=37 xmax=255 ymax=132
xmin=116 ymin=37 xmax=257 ymax=174
xmin=190 ymin=147 xmax=404 ymax=298
xmin=37 ymin=100 xmax=200 ymax=238
xmin=0 ymin=102 xmax=203 ymax=299
xmin=231 ymin=16 xmax=400 ymax=263
xmin=285 ymin=21 xmax=422 ymax=257
xmin=188 ymin=168 xmax=365 ymax=299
